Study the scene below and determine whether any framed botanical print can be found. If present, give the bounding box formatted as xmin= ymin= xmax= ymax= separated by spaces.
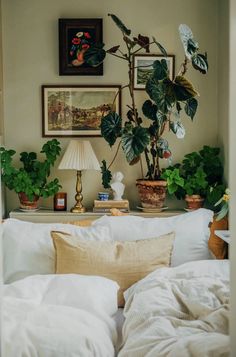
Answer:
xmin=42 ymin=85 xmax=121 ymax=137
xmin=58 ymin=18 xmax=103 ymax=75
xmin=133 ymin=54 xmax=175 ymax=90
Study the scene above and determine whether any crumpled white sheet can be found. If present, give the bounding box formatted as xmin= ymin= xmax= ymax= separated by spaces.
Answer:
xmin=119 ymin=260 xmax=230 ymax=357
xmin=2 ymin=274 xmax=119 ymax=357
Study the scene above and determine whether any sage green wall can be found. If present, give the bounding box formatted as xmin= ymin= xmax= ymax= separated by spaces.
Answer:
xmin=229 ymin=0 xmax=236 ymax=352
xmin=218 ymin=0 xmax=229 ymax=181
xmin=2 ymin=0 xmax=219 ymax=213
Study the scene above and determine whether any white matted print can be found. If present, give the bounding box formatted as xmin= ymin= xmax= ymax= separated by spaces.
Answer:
xmin=133 ymin=54 xmax=175 ymax=90
xmin=42 ymin=85 xmax=121 ymax=137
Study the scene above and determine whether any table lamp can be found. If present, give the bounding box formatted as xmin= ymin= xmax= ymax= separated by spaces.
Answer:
xmin=58 ymin=140 xmax=100 ymax=213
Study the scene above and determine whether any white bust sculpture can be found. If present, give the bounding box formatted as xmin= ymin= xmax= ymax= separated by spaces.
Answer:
xmin=110 ymin=171 xmax=125 ymax=201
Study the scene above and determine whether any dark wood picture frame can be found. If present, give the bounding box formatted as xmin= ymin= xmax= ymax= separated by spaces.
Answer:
xmin=42 ymin=85 xmax=121 ymax=137
xmin=58 ymin=18 xmax=103 ymax=76
xmin=133 ymin=54 xmax=175 ymax=90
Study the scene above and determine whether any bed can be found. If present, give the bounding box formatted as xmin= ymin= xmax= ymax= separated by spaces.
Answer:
xmin=1 ymin=209 xmax=230 ymax=356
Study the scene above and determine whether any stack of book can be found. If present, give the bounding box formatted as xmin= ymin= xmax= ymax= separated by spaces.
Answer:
xmin=93 ymin=199 xmax=130 ymax=213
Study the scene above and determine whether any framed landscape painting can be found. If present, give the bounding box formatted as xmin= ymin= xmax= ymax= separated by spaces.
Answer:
xmin=133 ymin=54 xmax=175 ymax=90
xmin=58 ymin=18 xmax=103 ymax=75
xmin=42 ymin=85 xmax=121 ymax=137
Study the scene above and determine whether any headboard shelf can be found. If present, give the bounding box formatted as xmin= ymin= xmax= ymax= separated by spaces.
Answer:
xmin=9 ymin=208 xmax=183 ymax=223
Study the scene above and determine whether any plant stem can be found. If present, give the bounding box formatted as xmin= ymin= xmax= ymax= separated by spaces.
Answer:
xmin=140 ymin=155 xmax=144 ymax=179
xmin=144 ymin=148 xmax=152 ymax=180
xmin=108 ymin=141 xmax=122 ymax=169
xmin=178 ymin=56 xmax=189 ymax=76
xmin=111 ymin=84 xmax=129 ymax=109
xmin=131 ymin=40 xmax=155 ymax=55
xmin=108 ymin=52 xmax=128 ymax=61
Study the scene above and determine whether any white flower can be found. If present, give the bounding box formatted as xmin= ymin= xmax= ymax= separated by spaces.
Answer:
xmin=76 ymin=32 xmax=83 ymax=37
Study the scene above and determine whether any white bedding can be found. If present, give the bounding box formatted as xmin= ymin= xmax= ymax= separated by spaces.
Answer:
xmin=119 ymin=260 xmax=230 ymax=357
xmin=2 ymin=274 xmax=119 ymax=357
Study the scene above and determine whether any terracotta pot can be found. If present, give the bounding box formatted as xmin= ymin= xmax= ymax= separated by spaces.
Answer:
xmin=185 ymin=194 xmax=204 ymax=210
xmin=18 ymin=192 xmax=39 ymax=210
xmin=208 ymin=215 xmax=228 ymax=259
xmin=136 ymin=179 xmax=167 ymax=208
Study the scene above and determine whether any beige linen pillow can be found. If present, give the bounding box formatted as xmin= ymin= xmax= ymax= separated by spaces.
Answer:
xmin=51 ymin=231 xmax=175 ymax=307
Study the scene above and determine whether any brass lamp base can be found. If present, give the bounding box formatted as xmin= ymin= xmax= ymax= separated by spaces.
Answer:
xmin=71 ymin=205 xmax=86 ymax=213
xmin=71 ymin=170 xmax=86 ymax=214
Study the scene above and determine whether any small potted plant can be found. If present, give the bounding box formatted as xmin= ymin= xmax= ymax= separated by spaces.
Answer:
xmin=161 ymin=145 xmax=225 ymax=209
xmin=84 ymin=14 xmax=208 ymax=208
xmin=0 ymin=139 xmax=62 ymax=209
xmin=214 ymin=188 xmax=230 ymax=221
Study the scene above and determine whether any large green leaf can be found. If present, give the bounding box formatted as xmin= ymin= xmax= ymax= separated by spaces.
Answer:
xmin=173 ymin=76 xmax=198 ymax=101
xmin=84 ymin=44 xmax=106 ymax=67
xmin=142 ymin=100 xmax=158 ymax=121
xmin=184 ymin=97 xmax=198 ymax=120
xmin=146 ymin=79 xmax=175 ymax=113
xmin=192 ymin=53 xmax=208 ymax=74
xmin=108 ymin=14 xmax=131 ymax=36
xmin=121 ymin=126 xmax=150 ymax=163
xmin=145 ymin=76 xmax=158 ymax=101
xmin=153 ymin=59 xmax=168 ymax=80
xmin=187 ymin=38 xmax=199 ymax=56
xmin=179 ymin=24 xmax=196 ymax=59
xmin=148 ymin=123 xmax=159 ymax=137
xmin=100 ymin=160 xmax=112 ymax=189
xmin=100 ymin=111 xmax=122 ymax=146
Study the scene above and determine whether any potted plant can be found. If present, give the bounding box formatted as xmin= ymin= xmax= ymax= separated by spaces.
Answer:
xmin=161 ymin=145 xmax=225 ymax=209
xmin=84 ymin=14 xmax=208 ymax=208
xmin=214 ymin=188 xmax=230 ymax=221
xmin=0 ymin=139 xmax=62 ymax=209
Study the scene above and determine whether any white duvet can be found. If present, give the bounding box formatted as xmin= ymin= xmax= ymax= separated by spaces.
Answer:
xmin=119 ymin=260 xmax=230 ymax=357
xmin=2 ymin=274 xmax=119 ymax=357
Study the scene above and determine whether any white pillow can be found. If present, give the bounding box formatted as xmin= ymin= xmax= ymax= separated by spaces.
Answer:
xmin=92 ymin=208 xmax=214 ymax=266
xmin=3 ymin=218 xmax=111 ymax=283
xmin=3 ymin=274 xmax=119 ymax=318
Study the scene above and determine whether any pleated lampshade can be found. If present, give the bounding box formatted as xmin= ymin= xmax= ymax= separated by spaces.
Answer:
xmin=58 ymin=140 xmax=100 ymax=171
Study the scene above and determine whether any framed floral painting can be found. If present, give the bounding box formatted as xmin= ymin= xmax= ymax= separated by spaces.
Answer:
xmin=42 ymin=85 xmax=121 ymax=137
xmin=58 ymin=18 xmax=103 ymax=75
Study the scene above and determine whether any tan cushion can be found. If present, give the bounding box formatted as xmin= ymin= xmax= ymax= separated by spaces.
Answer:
xmin=65 ymin=219 xmax=94 ymax=227
xmin=51 ymin=231 xmax=175 ymax=307
xmin=110 ymin=208 xmax=129 ymax=216
xmin=208 ymin=216 xmax=228 ymax=259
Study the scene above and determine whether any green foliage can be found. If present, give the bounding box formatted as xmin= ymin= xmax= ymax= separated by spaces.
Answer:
xmin=184 ymin=98 xmax=198 ymax=120
xmin=83 ymin=43 xmax=106 ymax=67
xmin=214 ymin=188 xmax=230 ymax=221
xmin=0 ymin=139 xmax=62 ymax=201
xmin=121 ymin=125 xmax=150 ymax=164
xmin=108 ymin=13 xmax=131 ymax=36
xmin=100 ymin=160 xmax=112 ymax=189
xmin=192 ymin=53 xmax=208 ymax=74
xmin=183 ymin=167 xmax=208 ymax=196
xmin=84 ymin=14 xmax=208 ymax=183
xmin=161 ymin=167 xmax=184 ymax=195
xmin=100 ymin=111 xmax=122 ymax=146
xmin=161 ymin=145 xmax=225 ymax=206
